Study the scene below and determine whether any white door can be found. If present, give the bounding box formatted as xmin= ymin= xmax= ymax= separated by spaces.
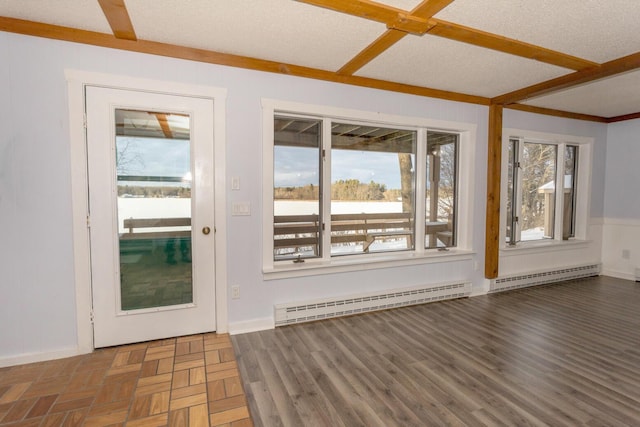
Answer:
xmin=86 ymin=86 xmax=216 ymax=348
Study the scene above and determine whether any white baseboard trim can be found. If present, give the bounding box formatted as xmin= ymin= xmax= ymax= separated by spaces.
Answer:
xmin=0 ymin=346 xmax=83 ymax=368
xmin=601 ymin=268 xmax=636 ymax=282
xmin=228 ymin=317 xmax=275 ymax=335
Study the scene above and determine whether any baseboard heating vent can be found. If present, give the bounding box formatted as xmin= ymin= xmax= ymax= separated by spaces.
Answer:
xmin=489 ymin=263 xmax=601 ymax=293
xmin=274 ymin=282 xmax=472 ymax=327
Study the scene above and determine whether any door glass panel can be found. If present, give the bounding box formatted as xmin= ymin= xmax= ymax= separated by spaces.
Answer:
xmin=115 ymin=109 xmax=192 ymax=310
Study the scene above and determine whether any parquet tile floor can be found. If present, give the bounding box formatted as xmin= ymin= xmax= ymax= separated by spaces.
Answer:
xmin=0 ymin=334 xmax=253 ymax=427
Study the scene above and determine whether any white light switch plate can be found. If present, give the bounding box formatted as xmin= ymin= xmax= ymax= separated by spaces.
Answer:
xmin=232 ymin=201 xmax=251 ymax=216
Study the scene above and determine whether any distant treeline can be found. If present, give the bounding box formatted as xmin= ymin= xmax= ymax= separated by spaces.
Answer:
xmin=118 ymin=185 xmax=191 ymax=198
xmin=275 ymin=179 xmax=401 ymax=201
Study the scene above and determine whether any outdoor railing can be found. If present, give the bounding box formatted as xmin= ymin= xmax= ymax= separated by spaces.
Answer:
xmin=274 ymin=212 xmax=416 ymax=257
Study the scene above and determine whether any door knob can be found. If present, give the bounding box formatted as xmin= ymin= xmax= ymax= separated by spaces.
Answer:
xmin=202 ymin=226 xmax=211 ymax=235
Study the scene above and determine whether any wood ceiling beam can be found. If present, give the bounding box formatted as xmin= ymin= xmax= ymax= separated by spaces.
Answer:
xmin=338 ymin=29 xmax=407 ymax=75
xmin=155 ymin=113 xmax=173 ymax=139
xmin=426 ymin=19 xmax=597 ymax=71
xmin=98 ymin=0 xmax=137 ymax=41
xmin=296 ymin=0 xmax=432 ymax=35
xmin=607 ymin=111 xmax=640 ymax=123
xmin=337 ymin=0 xmax=453 ymax=75
xmin=0 ymin=16 xmax=489 ymax=106
xmin=505 ymin=103 xmax=608 ymax=123
xmin=493 ymin=51 xmax=640 ymax=105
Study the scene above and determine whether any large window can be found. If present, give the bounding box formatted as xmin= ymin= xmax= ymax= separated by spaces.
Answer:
xmin=267 ymin=104 xmax=471 ymax=268
xmin=506 ymin=137 xmax=580 ymax=244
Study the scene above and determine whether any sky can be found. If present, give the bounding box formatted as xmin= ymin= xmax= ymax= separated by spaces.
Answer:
xmin=116 ymin=137 xmax=190 ymax=179
xmin=117 ymin=137 xmax=411 ymax=189
xmin=274 ymin=146 xmax=410 ymax=189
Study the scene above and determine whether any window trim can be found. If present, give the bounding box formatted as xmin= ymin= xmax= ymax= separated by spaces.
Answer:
xmin=500 ymin=128 xmax=593 ymax=250
xmin=262 ymin=99 xmax=477 ymax=276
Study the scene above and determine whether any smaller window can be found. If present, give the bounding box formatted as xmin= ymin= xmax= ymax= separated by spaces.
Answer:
xmin=506 ymin=137 xmax=581 ymax=245
xmin=425 ymin=132 xmax=458 ymax=248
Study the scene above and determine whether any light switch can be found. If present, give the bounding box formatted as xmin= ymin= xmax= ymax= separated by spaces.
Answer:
xmin=231 ymin=177 xmax=240 ymax=190
xmin=232 ymin=202 xmax=251 ymax=216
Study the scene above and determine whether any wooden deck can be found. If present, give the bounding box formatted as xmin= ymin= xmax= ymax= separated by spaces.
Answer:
xmin=233 ymin=276 xmax=640 ymax=426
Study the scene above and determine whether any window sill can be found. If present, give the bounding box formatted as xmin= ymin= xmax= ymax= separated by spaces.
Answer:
xmin=500 ymin=239 xmax=591 ymax=257
xmin=263 ymin=249 xmax=475 ymax=280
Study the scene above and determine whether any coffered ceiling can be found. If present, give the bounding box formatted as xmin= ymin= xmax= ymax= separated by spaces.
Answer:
xmin=1 ymin=0 xmax=639 ymax=121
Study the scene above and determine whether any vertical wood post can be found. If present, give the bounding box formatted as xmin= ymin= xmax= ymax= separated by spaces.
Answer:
xmin=485 ymin=104 xmax=503 ymax=279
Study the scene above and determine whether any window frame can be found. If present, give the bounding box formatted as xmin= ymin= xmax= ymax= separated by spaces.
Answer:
xmin=501 ymin=129 xmax=592 ymax=250
xmin=263 ymin=99 xmax=477 ymax=278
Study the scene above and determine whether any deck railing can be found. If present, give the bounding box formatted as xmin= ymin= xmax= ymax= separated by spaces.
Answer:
xmin=274 ymin=212 xmax=415 ymax=258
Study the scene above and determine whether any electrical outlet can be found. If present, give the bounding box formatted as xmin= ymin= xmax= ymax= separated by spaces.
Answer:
xmin=231 ymin=285 xmax=240 ymax=299
xmin=622 ymin=249 xmax=631 ymax=259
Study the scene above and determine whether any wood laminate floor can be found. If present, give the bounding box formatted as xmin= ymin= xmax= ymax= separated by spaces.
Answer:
xmin=232 ymin=276 xmax=640 ymax=426
xmin=0 ymin=334 xmax=252 ymax=426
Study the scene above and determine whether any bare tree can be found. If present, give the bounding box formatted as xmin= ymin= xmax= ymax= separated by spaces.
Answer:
xmin=116 ymin=138 xmax=145 ymax=175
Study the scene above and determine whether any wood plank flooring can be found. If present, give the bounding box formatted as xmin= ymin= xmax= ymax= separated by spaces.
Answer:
xmin=232 ymin=276 xmax=640 ymax=426
xmin=0 ymin=333 xmax=252 ymax=426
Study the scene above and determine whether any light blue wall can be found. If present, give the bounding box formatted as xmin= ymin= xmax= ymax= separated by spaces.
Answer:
xmin=604 ymin=119 xmax=640 ymax=219
xmin=0 ymin=31 xmax=611 ymax=361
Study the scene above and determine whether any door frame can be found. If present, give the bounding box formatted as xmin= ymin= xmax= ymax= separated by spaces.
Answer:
xmin=66 ymin=70 xmax=228 ymax=354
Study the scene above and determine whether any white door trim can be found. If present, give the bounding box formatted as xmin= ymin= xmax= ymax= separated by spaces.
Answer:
xmin=66 ymin=70 xmax=228 ymax=354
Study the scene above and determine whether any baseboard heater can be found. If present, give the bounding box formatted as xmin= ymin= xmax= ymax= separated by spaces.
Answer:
xmin=274 ymin=282 xmax=472 ymax=327
xmin=489 ymin=263 xmax=601 ymax=293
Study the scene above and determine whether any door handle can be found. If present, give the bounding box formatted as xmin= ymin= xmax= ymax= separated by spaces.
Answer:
xmin=202 ymin=226 xmax=211 ymax=235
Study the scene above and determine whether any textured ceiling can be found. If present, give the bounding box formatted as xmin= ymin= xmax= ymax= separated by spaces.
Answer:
xmin=126 ymin=0 xmax=385 ymax=70
xmin=0 ymin=0 xmax=111 ymax=33
xmin=522 ymin=70 xmax=640 ymax=118
xmin=1 ymin=0 xmax=640 ymax=120
xmin=357 ymin=34 xmax=569 ymax=97
xmin=435 ymin=0 xmax=640 ymax=63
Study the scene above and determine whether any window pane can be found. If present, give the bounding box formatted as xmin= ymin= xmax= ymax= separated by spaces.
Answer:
xmin=521 ymin=143 xmax=557 ymax=241
xmin=563 ymin=145 xmax=578 ymax=239
xmin=426 ymin=132 xmax=458 ymax=248
xmin=330 ymin=123 xmax=416 ymax=255
xmin=273 ymin=116 xmax=322 ymax=260
xmin=505 ymin=139 xmax=518 ymax=245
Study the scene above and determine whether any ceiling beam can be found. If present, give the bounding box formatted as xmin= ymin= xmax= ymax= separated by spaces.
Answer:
xmin=338 ymin=29 xmax=407 ymax=75
xmin=295 ymin=0 xmax=432 ymax=35
xmin=493 ymin=51 xmax=640 ymax=105
xmin=607 ymin=111 xmax=640 ymax=123
xmin=155 ymin=113 xmax=173 ymax=139
xmin=505 ymin=103 xmax=608 ymax=123
xmin=336 ymin=0 xmax=452 ymax=75
xmin=98 ymin=0 xmax=137 ymax=41
xmin=0 ymin=16 xmax=489 ymax=106
xmin=427 ymin=19 xmax=597 ymax=71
